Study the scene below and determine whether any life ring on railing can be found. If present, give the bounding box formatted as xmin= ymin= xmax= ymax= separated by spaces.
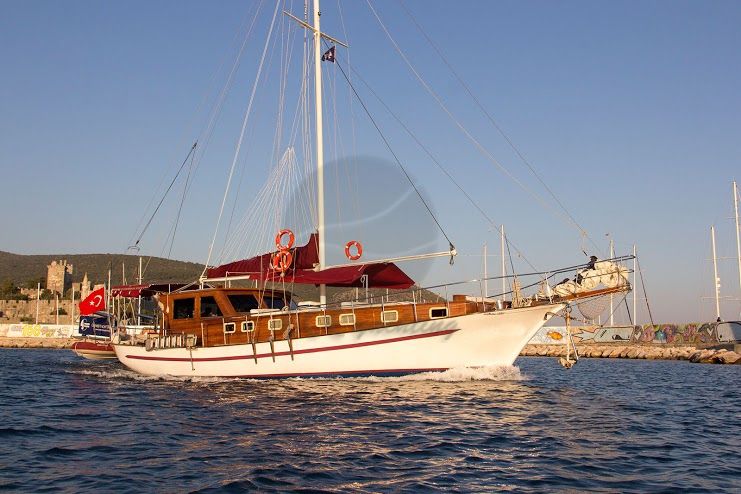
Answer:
xmin=272 ymin=250 xmax=293 ymax=273
xmin=275 ymin=229 xmax=295 ymax=251
xmin=345 ymin=240 xmax=363 ymax=261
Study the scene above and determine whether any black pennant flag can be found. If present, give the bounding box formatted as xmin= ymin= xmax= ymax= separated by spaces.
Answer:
xmin=321 ymin=46 xmax=336 ymax=63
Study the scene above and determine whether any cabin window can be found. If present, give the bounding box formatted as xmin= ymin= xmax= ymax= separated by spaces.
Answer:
xmin=200 ymin=296 xmax=222 ymax=318
xmin=263 ymin=296 xmax=286 ymax=309
xmin=268 ymin=319 xmax=283 ymax=331
xmin=429 ymin=307 xmax=448 ymax=319
xmin=228 ymin=294 xmax=260 ymax=313
xmin=223 ymin=322 xmax=236 ymax=334
xmin=316 ymin=315 xmax=332 ymax=328
xmin=381 ymin=310 xmax=399 ymax=323
xmin=339 ymin=313 xmax=355 ymax=326
xmin=173 ymin=298 xmax=195 ymax=319
xmin=241 ymin=321 xmax=255 ymax=333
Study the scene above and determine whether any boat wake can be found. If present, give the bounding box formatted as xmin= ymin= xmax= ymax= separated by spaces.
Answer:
xmin=67 ymin=365 xmax=524 ymax=383
xmin=370 ymin=365 xmax=525 ymax=382
xmin=65 ymin=368 xmax=235 ymax=383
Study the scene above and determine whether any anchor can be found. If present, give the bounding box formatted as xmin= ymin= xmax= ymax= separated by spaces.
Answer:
xmin=284 ymin=324 xmax=295 ymax=361
xmin=559 ymin=306 xmax=579 ymax=369
xmin=269 ymin=329 xmax=276 ymax=362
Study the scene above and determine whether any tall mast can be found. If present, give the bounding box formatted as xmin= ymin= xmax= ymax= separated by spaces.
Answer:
xmin=632 ymin=244 xmax=637 ymax=325
xmin=609 ymin=238 xmax=614 ymax=326
xmin=314 ymin=0 xmax=326 ymax=306
xmin=500 ymin=225 xmax=506 ymax=302
xmin=483 ymin=243 xmax=488 ymax=298
xmin=733 ymin=180 xmax=741 ymax=301
xmin=711 ymin=225 xmax=721 ymax=320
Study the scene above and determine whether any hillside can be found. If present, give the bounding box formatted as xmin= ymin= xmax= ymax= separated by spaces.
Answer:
xmin=0 ymin=251 xmax=443 ymax=302
xmin=0 ymin=251 xmax=204 ymax=287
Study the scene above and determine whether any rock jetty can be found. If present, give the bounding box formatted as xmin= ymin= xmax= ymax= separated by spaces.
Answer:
xmin=520 ymin=344 xmax=741 ymax=364
xmin=0 ymin=337 xmax=74 ymax=349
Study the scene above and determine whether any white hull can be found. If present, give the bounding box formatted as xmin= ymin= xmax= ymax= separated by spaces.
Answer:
xmin=113 ymin=303 xmax=563 ymax=377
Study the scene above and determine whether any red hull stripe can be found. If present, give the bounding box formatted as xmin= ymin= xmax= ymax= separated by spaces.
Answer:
xmin=125 ymin=328 xmax=459 ymax=362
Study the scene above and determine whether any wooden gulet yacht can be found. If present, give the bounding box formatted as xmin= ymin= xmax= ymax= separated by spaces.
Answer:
xmin=112 ymin=0 xmax=631 ymax=377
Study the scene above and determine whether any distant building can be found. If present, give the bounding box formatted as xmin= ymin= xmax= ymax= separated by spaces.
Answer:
xmin=19 ymin=288 xmax=38 ymax=300
xmin=73 ymin=273 xmax=93 ymax=300
xmin=47 ymin=260 xmax=73 ymax=295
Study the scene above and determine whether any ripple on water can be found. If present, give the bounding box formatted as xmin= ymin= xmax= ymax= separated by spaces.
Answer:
xmin=0 ymin=350 xmax=739 ymax=492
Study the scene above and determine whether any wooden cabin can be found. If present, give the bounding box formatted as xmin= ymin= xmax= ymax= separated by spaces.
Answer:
xmin=161 ymin=287 xmax=487 ymax=348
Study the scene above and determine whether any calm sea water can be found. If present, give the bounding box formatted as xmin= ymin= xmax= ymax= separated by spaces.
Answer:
xmin=0 ymin=349 xmax=738 ymax=493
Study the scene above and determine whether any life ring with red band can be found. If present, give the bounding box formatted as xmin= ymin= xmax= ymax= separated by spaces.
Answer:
xmin=272 ymin=250 xmax=293 ymax=273
xmin=345 ymin=240 xmax=363 ymax=261
xmin=275 ymin=229 xmax=295 ymax=251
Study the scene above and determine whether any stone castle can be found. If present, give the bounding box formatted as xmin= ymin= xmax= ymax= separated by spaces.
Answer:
xmin=0 ymin=260 xmax=97 ymax=323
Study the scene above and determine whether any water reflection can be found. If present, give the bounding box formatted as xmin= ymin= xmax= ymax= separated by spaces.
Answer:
xmin=0 ymin=350 xmax=739 ymax=492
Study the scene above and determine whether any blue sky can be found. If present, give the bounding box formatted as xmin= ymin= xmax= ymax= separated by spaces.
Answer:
xmin=1 ymin=0 xmax=740 ymax=322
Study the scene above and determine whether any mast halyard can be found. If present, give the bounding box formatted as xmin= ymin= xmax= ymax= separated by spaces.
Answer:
xmin=313 ymin=0 xmax=327 ymax=306
xmin=734 ymin=180 xmax=741 ymax=300
xmin=284 ymin=0 xmax=346 ymax=306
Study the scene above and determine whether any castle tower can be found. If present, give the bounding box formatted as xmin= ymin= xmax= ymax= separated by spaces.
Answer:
xmin=80 ymin=273 xmax=92 ymax=300
xmin=46 ymin=260 xmax=73 ymax=295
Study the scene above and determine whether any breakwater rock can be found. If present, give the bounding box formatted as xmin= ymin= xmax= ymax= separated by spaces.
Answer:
xmin=0 ymin=337 xmax=75 ymax=349
xmin=520 ymin=344 xmax=741 ymax=364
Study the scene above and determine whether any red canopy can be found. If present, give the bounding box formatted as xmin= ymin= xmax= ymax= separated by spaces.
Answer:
xmin=206 ymin=233 xmax=415 ymax=289
xmin=111 ymin=283 xmax=187 ymax=298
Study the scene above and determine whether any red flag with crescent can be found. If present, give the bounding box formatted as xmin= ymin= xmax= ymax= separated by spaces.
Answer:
xmin=79 ymin=287 xmax=106 ymax=316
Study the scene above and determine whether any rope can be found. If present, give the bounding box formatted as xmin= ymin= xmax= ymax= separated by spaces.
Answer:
xmin=365 ymin=1 xmax=596 ymax=252
xmin=131 ymin=142 xmax=197 ymax=250
xmin=398 ymin=0 xmax=600 ymax=254
xmin=328 ymin=46 xmax=456 ymax=251
xmin=202 ymin=0 xmax=282 ymax=279
xmin=347 ymin=65 xmax=538 ymax=272
xmin=636 ymin=257 xmax=655 ymax=325
xmin=167 ymin=142 xmax=198 ymax=259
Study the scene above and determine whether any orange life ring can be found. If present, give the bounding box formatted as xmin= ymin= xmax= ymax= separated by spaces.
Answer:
xmin=275 ymin=229 xmax=295 ymax=251
xmin=345 ymin=240 xmax=363 ymax=261
xmin=272 ymin=250 xmax=293 ymax=273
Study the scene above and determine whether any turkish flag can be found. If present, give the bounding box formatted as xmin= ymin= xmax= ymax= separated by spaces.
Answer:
xmin=79 ymin=287 xmax=106 ymax=316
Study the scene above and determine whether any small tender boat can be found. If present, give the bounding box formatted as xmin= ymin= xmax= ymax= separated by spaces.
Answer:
xmin=71 ymin=312 xmax=117 ymax=360
xmin=71 ymin=339 xmax=116 ymax=360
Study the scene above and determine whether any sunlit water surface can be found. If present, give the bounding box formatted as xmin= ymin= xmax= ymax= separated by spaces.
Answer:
xmin=0 ymin=349 xmax=738 ymax=492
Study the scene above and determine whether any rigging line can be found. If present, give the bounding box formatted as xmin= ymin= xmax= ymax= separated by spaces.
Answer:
xmin=365 ymin=1 xmax=590 ymax=248
xmin=348 ymin=65 xmax=538 ymax=272
xmin=167 ymin=144 xmax=198 ymax=259
xmin=598 ymin=292 xmax=629 ymax=329
xmin=126 ymin=4 xmax=260 ymax=248
xmin=132 ymin=142 xmax=197 ymax=250
xmin=221 ymin=11 xmax=298 ymax=262
xmin=202 ymin=0 xmax=282 ymax=278
xmin=622 ymin=296 xmax=633 ymax=326
xmin=337 ymin=0 xmax=363 ymax=235
xmin=398 ymin=0 xmax=598 ymax=254
xmin=503 ymin=230 xmax=521 ymax=286
xmin=328 ymin=50 xmax=455 ymax=250
xmin=188 ymin=0 xmax=266 ymax=227
xmin=636 ymin=256 xmax=655 ymax=326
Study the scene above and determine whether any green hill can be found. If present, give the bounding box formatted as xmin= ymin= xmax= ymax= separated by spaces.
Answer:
xmin=0 ymin=251 xmax=204 ymax=288
xmin=0 ymin=251 xmax=442 ymax=303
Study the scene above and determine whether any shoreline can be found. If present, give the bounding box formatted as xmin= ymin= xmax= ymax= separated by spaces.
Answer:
xmin=1 ymin=337 xmax=739 ymax=364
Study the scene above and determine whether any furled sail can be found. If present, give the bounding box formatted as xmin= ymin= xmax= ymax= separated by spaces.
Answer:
xmin=206 ymin=233 xmax=414 ymax=289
